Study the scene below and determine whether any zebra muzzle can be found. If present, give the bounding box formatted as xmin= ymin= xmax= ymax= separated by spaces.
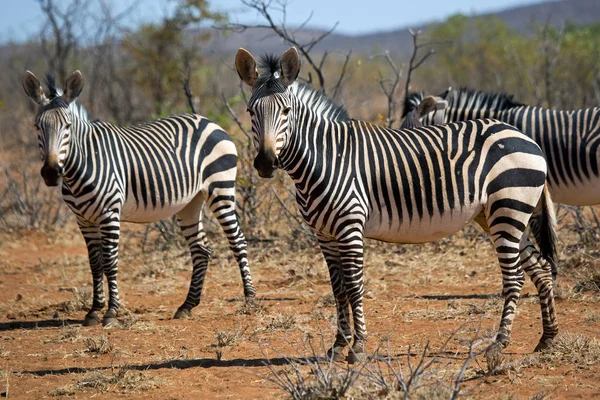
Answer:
xmin=254 ymin=149 xmax=279 ymax=178
xmin=41 ymin=161 xmax=63 ymax=187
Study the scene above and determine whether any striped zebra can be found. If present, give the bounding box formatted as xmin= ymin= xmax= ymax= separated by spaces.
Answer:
xmin=22 ymin=70 xmax=256 ymax=327
xmin=236 ymin=47 xmax=558 ymax=363
xmin=404 ymin=88 xmax=600 ymax=277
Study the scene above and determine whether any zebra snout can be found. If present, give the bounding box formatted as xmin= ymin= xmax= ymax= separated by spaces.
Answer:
xmin=41 ymin=161 xmax=63 ymax=187
xmin=253 ymin=149 xmax=278 ymax=178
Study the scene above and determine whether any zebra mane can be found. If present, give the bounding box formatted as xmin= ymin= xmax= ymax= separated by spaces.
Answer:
xmin=45 ymin=74 xmax=61 ymax=100
xmin=402 ymin=91 xmax=425 ymax=117
xmin=254 ymin=53 xmax=350 ymax=122
xmin=447 ymin=87 xmax=524 ymax=111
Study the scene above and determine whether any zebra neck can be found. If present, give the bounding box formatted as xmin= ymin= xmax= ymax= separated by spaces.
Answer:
xmin=279 ymin=109 xmax=348 ymax=187
xmin=62 ymin=117 xmax=92 ymax=185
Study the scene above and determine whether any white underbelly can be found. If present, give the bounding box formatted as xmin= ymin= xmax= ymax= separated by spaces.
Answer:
xmin=364 ymin=205 xmax=482 ymax=243
xmin=120 ymin=193 xmax=200 ymax=223
xmin=549 ymin=175 xmax=600 ymax=206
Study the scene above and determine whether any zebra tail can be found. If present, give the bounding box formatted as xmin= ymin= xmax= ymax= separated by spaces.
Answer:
xmin=538 ymin=185 xmax=558 ymax=280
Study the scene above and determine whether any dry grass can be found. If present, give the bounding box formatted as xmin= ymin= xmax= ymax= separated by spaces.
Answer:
xmin=74 ymin=366 xmax=163 ymax=394
xmin=236 ymin=297 xmax=266 ymax=316
xmin=85 ymin=335 xmax=114 ymax=355
xmin=537 ymin=333 xmax=600 ymax=369
xmin=267 ymin=314 xmax=297 ymax=330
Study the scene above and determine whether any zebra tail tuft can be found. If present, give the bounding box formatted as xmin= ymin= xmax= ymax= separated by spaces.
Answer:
xmin=539 ymin=185 xmax=558 ymax=280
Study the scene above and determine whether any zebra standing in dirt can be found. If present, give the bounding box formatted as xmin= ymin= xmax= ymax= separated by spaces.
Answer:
xmin=22 ymin=70 xmax=256 ymax=326
xmin=403 ymin=88 xmax=600 ymax=207
xmin=404 ymin=88 xmax=600 ymax=276
xmin=236 ymin=47 xmax=558 ymax=363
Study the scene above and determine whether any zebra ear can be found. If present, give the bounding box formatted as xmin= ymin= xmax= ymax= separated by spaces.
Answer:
xmin=63 ymin=70 xmax=84 ymax=104
xmin=235 ymin=48 xmax=258 ymax=88
xmin=418 ymin=96 xmax=447 ymax=117
xmin=439 ymin=86 xmax=452 ymax=100
xmin=22 ymin=71 xmax=47 ymax=105
xmin=280 ymin=47 xmax=300 ymax=86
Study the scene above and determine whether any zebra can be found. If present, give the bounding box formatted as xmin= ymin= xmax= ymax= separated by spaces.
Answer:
xmin=404 ymin=88 xmax=600 ymax=278
xmin=22 ymin=70 xmax=256 ymax=327
xmin=235 ymin=47 xmax=558 ymax=363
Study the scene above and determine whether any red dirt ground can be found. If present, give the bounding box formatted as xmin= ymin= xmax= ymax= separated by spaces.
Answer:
xmin=1 ymin=224 xmax=599 ymax=399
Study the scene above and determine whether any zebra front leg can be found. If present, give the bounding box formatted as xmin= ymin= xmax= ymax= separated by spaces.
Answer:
xmin=174 ymin=209 xmax=213 ymax=319
xmin=519 ymin=236 xmax=558 ymax=351
xmin=208 ymin=192 xmax=256 ymax=298
xmin=78 ymin=220 xmax=105 ymax=326
xmin=319 ymin=237 xmax=352 ymax=362
xmin=99 ymin=215 xmax=121 ymax=327
xmin=339 ymin=236 xmax=368 ymax=364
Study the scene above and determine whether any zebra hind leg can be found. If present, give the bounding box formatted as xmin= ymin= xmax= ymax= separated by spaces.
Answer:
xmin=519 ymin=235 xmax=558 ymax=351
xmin=78 ymin=221 xmax=105 ymax=326
xmin=484 ymin=218 xmax=526 ymax=350
xmin=318 ymin=238 xmax=352 ymax=362
xmin=207 ymin=192 xmax=255 ymax=298
xmin=173 ymin=209 xmax=212 ymax=319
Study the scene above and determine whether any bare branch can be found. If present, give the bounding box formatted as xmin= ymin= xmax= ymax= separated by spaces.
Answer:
xmin=231 ymin=0 xmax=339 ymax=91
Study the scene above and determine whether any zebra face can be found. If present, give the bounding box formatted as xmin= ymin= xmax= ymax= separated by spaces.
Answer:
xmin=236 ymin=47 xmax=301 ymax=179
xmin=22 ymin=70 xmax=84 ymax=187
xmin=247 ymin=94 xmax=292 ymax=178
xmin=35 ymin=105 xmax=73 ymax=186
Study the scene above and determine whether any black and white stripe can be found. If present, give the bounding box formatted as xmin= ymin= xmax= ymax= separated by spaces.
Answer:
xmin=236 ymin=48 xmax=558 ymax=362
xmin=23 ymin=70 xmax=255 ymax=326
xmin=404 ymin=88 xmax=600 ymax=206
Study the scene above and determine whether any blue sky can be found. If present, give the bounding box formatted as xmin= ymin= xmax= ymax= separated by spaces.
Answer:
xmin=1 ymin=0 xmax=543 ymax=43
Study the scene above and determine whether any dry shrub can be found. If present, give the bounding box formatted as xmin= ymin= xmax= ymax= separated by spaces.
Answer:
xmin=85 ymin=335 xmax=113 ymax=355
xmin=56 ymin=324 xmax=81 ymax=342
xmin=215 ymin=330 xmax=241 ymax=348
xmin=76 ymin=366 xmax=162 ymax=393
xmin=267 ymin=314 xmax=297 ymax=330
xmin=538 ymin=333 xmax=600 ymax=368
xmin=0 ymin=166 xmax=71 ymax=232
xmin=263 ymin=330 xmax=491 ymax=400
xmin=54 ymin=289 xmax=92 ymax=314
xmin=236 ymin=297 xmax=266 ymax=316
xmin=49 ymin=386 xmax=75 ymax=397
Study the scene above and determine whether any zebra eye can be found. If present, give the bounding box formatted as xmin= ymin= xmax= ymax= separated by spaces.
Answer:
xmin=246 ymin=109 xmax=255 ymax=117
xmin=65 ymin=123 xmax=72 ymax=130
xmin=282 ymin=107 xmax=291 ymax=116
xmin=34 ymin=124 xmax=40 ymax=130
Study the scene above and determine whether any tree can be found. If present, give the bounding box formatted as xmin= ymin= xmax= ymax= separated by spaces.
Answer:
xmin=122 ymin=0 xmax=225 ymax=117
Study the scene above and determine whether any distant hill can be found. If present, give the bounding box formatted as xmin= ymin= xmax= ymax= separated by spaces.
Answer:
xmin=204 ymin=0 xmax=600 ymax=58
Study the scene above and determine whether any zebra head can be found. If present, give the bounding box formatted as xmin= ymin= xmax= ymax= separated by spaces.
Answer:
xmin=236 ymin=47 xmax=301 ymax=178
xmin=402 ymin=89 xmax=449 ymax=126
xmin=22 ymin=70 xmax=84 ymax=187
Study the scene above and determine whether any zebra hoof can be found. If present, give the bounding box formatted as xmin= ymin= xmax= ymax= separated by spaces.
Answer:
xmin=244 ymin=285 xmax=257 ymax=298
xmin=102 ymin=310 xmax=119 ymax=328
xmin=534 ymin=335 xmax=555 ymax=352
xmin=102 ymin=317 xmax=120 ymax=328
xmin=327 ymin=347 xmax=346 ymax=363
xmin=173 ymin=308 xmax=192 ymax=319
xmin=347 ymin=351 xmax=366 ymax=364
xmin=83 ymin=312 xmax=101 ymax=327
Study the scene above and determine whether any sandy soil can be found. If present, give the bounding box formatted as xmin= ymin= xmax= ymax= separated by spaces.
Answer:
xmin=1 ymin=222 xmax=599 ymax=399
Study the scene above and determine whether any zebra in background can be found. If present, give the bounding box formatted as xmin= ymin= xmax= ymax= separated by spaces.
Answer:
xmin=399 ymin=95 xmax=447 ymax=129
xmin=22 ymin=70 xmax=256 ymax=327
xmin=404 ymin=88 xmax=600 ymax=277
xmin=236 ymin=47 xmax=558 ymax=363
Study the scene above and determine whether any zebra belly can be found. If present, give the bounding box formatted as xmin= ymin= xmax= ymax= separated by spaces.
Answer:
xmin=363 ymin=205 xmax=482 ymax=244
xmin=548 ymin=176 xmax=600 ymax=206
xmin=120 ymin=193 xmax=200 ymax=223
